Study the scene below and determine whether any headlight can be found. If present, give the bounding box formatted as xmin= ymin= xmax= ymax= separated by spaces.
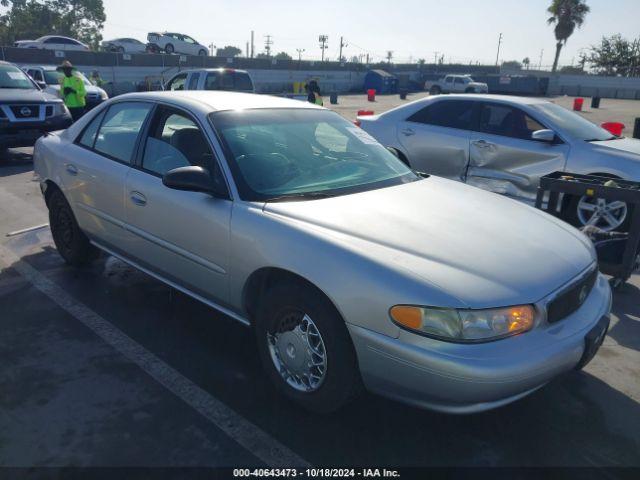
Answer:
xmin=390 ymin=304 xmax=535 ymax=342
xmin=99 ymin=89 xmax=109 ymax=100
xmin=52 ymin=102 xmax=70 ymax=116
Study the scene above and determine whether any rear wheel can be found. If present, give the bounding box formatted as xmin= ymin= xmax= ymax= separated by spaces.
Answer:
xmin=49 ymin=189 xmax=99 ymax=266
xmin=164 ymin=43 xmax=174 ymax=54
xmin=429 ymin=85 xmax=441 ymax=95
xmin=255 ymin=282 xmax=362 ymax=413
xmin=465 ymin=87 xmax=475 ymax=93
xmin=198 ymin=49 xmax=207 ymax=56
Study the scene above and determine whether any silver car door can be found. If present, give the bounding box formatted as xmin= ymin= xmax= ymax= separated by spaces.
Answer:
xmin=64 ymin=102 xmax=153 ymax=249
xmin=124 ymin=105 xmax=231 ymax=304
xmin=396 ymin=99 xmax=473 ymax=180
xmin=467 ymin=102 xmax=569 ymax=202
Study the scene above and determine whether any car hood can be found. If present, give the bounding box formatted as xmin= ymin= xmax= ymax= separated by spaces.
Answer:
xmin=591 ymin=137 xmax=640 ymax=158
xmin=264 ymin=177 xmax=595 ymax=308
xmin=0 ymin=88 xmax=59 ymax=102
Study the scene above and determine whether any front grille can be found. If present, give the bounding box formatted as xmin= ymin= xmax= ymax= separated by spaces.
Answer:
xmin=86 ymin=93 xmax=101 ymax=101
xmin=9 ymin=104 xmax=40 ymax=119
xmin=547 ymin=268 xmax=598 ymax=324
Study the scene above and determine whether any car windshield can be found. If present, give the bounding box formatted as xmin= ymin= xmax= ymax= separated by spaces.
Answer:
xmin=210 ymin=109 xmax=418 ymax=201
xmin=44 ymin=69 xmax=92 ymax=86
xmin=0 ymin=65 xmax=34 ymax=90
xmin=532 ymin=102 xmax=616 ymax=141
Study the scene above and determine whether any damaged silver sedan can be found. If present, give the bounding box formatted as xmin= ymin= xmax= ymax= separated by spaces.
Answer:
xmin=359 ymin=94 xmax=640 ymax=231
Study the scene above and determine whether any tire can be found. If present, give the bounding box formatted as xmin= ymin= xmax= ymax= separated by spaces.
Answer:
xmin=255 ymin=281 xmax=362 ymax=413
xmin=429 ymin=85 xmax=441 ymax=95
xmin=198 ymin=49 xmax=207 ymax=56
xmin=465 ymin=87 xmax=475 ymax=93
xmin=164 ymin=43 xmax=174 ymax=54
xmin=49 ymin=189 xmax=99 ymax=266
xmin=386 ymin=147 xmax=411 ymax=167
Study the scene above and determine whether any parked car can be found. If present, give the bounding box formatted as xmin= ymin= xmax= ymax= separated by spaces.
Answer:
xmin=14 ymin=35 xmax=89 ymax=51
xmin=33 ymin=91 xmax=611 ymax=414
xmin=425 ymin=75 xmax=489 ymax=95
xmin=0 ymin=61 xmax=71 ymax=156
xmin=146 ymin=32 xmax=208 ymax=56
xmin=164 ymin=68 xmax=254 ymax=93
xmin=101 ymin=37 xmax=147 ymax=54
xmin=22 ymin=65 xmax=108 ymax=110
xmin=358 ymin=94 xmax=640 ymax=231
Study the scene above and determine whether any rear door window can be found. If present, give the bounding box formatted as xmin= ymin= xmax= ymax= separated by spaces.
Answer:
xmin=78 ymin=110 xmax=107 ymax=148
xmin=234 ymin=72 xmax=253 ymax=91
xmin=187 ymin=72 xmax=200 ymax=90
xmin=408 ymin=100 xmax=475 ymax=130
xmin=93 ymin=102 xmax=153 ymax=163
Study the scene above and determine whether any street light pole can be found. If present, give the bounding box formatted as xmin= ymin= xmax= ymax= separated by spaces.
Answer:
xmin=495 ymin=33 xmax=503 ymax=67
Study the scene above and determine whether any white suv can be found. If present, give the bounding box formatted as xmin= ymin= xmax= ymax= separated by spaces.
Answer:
xmin=147 ymin=32 xmax=208 ymax=56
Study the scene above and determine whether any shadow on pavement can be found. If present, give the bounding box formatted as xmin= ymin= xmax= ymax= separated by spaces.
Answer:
xmin=609 ymin=282 xmax=640 ymax=352
xmin=2 ymin=236 xmax=640 ymax=467
xmin=0 ymin=148 xmax=33 ymax=177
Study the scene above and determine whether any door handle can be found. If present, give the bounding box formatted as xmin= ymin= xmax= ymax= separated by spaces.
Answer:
xmin=130 ymin=191 xmax=147 ymax=206
xmin=473 ymin=140 xmax=492 ymax=148
xmin=65 ymin=163 xmax=78 ymax=175
xmin=401 ymin=128 xmax=415 ymax=137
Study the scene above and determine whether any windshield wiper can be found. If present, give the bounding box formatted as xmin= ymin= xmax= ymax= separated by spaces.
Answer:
xmin=264 ymin=191 xmax=336 ymax=203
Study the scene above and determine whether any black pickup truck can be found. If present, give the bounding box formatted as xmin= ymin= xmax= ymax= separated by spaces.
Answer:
xmin=0 ymin=61 xmax=72 ymax=157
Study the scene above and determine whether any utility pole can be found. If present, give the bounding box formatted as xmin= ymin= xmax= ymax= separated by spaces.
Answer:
xmin=365 ymin=53 xmax=370 ymax=65
xmin=433 ymin=51 xmax=439 ymax=65
xmin=495 ymin=33 xmax=503 ymax=67
xmin=386 ymin=50 xmax=393 ymax=64
xmin=296 ymin=48 xmax=305 ymax=62
xmin=318 ymin=35 xmax=328 ymax=61
xmin=338 ymin=36 xmax=347 ymax=62
xmin=538 ymin=49 xmax=544 ymax=70
xmin=246 ymin=42 xmax=249 ymax=58
xmin=250 ymin=30 xmax=254 ymax=58
xmin=264 ymin=35 xmax=273 ymax=57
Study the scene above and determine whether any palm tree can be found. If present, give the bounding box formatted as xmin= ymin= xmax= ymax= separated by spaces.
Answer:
xmin=547 ymin=0 xmax=590 ymax=72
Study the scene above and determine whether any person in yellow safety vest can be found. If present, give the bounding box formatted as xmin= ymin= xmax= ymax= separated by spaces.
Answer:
xmin=57 ymin=60 xmax=86 ymax=122
xmin=89 ymin=70 xmax=105 ymax=88
xmin=305 ymin=80 xmax=323 ymax=106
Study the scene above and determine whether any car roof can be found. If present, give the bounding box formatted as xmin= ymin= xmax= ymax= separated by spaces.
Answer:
xmin=115 ymin=91 xmax=323 ymax=113
xmin=36 ymin=35 xmax=78 ymax=41
xmin=180 ymin=68 xmax=251 ymax=74
xmin=432 ymin=94 xmax=548 ymax=105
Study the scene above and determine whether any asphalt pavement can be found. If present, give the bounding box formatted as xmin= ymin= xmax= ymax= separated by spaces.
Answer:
xmin=1 ymin=144 xmax=639 ymax=469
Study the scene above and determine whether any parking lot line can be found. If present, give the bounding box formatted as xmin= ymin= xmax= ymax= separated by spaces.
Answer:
xmin=6 ymin=223 xmax=49 ymax=237
xmin=0 ymin=243 xmax=310 ymax=468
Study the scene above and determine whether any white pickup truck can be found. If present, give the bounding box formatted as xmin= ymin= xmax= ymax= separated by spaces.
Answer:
xmin=425 ymin=74 xmax=489 ymax=95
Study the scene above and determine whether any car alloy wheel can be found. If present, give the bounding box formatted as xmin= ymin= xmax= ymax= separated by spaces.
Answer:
xmin=577 ymin=196 xmax=628 ymax=232
xmin=267 ymin=310 xmax=327 ymax=392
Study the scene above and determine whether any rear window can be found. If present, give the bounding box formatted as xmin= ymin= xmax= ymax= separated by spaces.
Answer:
xmin=408 ymin=100 xmax=474 ymax=130
xmin=205 ymin=71 xmax=253 ymax=92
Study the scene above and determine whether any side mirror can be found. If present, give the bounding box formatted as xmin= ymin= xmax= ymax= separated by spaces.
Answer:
xmin=531 ymin=129 xmax=556 ymax=143
xmin=162 ymin=166 xmax=227 ymax=198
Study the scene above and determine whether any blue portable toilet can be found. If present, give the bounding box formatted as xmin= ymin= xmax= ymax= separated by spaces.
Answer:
xmin=363 ymin=70 xmax=398 ymax=94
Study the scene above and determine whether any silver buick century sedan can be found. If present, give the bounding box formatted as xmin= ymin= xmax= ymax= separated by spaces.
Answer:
xmin=34 ymin=91 xmax=612 ymax=414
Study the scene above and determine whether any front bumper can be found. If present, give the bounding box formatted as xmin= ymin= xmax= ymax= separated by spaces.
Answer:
xmin=0 ymin=115 xmax=72 ymax=149
xmin=348 ymin=273 xmax=612 ymax=414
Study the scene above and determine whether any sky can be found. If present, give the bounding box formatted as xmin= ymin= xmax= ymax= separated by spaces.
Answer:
xmin=102 ymin=0 xmax=640 ymax=67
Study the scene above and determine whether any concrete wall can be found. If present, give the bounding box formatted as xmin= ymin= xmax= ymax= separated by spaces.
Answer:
xmin=548 ymin=75 xmax=640 ymax=99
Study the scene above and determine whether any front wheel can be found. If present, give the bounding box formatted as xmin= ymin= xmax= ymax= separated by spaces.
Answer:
xmin=255 ymin=282 xmax=362 ymax=413
xmin=429 ymin=85 xmax=441 ymax=95
xmin=49 ymin=189 xmax=99 ymax=266
xmin=164 ymin=43 xmax=174 ymax=54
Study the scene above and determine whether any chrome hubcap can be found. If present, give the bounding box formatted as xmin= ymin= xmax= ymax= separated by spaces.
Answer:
xmin=268 ymin=312 xmax=327 ymax=392
xmin=577 ymin=196 xmax=627 ymax=232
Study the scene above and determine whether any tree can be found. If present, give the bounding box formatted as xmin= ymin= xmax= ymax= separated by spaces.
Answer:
xmin=216 ymin=45 xmax=242 ymax=57
xmin=502 ymin=60 xmax=522 ymax=70
xmin=587 ymin=34 xmax=640 ymax=77
xmin=522 ymin=57 xmax=531 ymax=69
xmin=0 ymin=0 xmax=105 ymax=49
xmin=274 ymin=51 xmax=292 ymax=60
xmin=547 ymin=0 xmax=590 ymax=73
